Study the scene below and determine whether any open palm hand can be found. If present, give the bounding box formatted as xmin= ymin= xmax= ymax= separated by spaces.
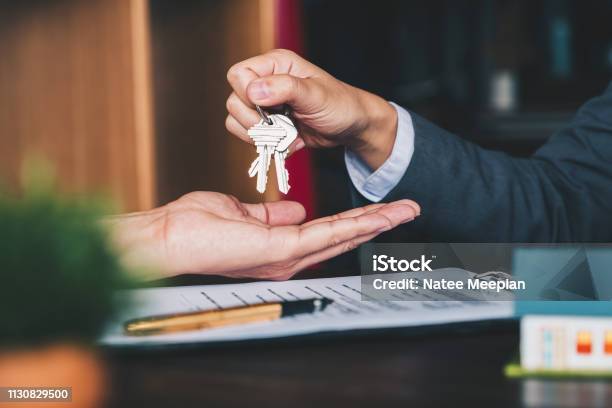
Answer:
xmin=109 ymin=191 xmax=419 ymax=280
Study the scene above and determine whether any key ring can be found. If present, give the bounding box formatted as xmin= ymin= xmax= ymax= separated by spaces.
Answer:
xmin=255 ymin=105 xmax=273 ymax=125
xmin=256 ymin=105 xmax=292 ymax=125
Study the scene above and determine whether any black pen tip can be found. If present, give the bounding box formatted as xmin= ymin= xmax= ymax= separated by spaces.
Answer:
xmin=319 ymin=297 xmax=333 ymax=311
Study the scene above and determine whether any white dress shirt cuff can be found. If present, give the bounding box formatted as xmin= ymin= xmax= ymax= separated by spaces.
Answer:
xmin=344 ymin=102 xmax=415 ymax=202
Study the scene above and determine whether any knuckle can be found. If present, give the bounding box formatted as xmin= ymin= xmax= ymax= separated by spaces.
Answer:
xmin=225 ymin=94 xmax=238 ymax=113
xmin=225 ymin=194 xmax=240 ymax=207
xmin=277 ymin=75 xmax=299 ymax=97
xmin=224 ymin=114 xmax=233 ymax=130
xmin=329 ymin=213 xmax=341 ymax=221
xmin=343 ymin=240 xmax=359 ymax=252
xmin=269 ymin=48 xmax=295 ymax=58
xmin=328 ymin=234 xmax=342 ymax=247
xmin=226 ymin=63 xmax=240 ymax=82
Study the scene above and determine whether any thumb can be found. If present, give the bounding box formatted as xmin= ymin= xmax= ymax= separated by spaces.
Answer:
xmin=242 ymin=201 xmax=307 ymax=226
xmin=247 ymin=74 xmax=323 ymax=113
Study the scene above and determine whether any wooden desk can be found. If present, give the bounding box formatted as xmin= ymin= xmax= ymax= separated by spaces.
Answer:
xmin=105 ymin=323 xmax=526 ymax=406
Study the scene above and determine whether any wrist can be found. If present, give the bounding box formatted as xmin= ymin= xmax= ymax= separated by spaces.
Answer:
xmin=102 ymin=209 xmax=170 ymax=280
xmin=349 ymin=90 xmax=398 ymax=170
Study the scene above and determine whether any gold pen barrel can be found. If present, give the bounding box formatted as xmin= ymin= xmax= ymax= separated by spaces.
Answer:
xmin=125 ymin=303 xmax=282 ymax=335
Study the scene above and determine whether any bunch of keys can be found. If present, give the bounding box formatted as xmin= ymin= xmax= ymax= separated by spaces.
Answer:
xmin=247 ymin=105 xmax=297 ymax=194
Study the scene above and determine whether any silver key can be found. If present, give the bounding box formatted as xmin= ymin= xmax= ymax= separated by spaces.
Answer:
xmin=273 ymin=114 xmax=298 ymax=152
xmin=247 ymin=116 xmax=288 ymax=193
xmin=274 ymin=150 xmax=289 ymax=194
xmin=271 ymin=115 xmax=297 ymax=194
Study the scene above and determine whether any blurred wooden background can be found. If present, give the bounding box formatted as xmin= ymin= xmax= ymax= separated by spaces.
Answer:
xmin=0 ymin=0 xmax=277 ymax=212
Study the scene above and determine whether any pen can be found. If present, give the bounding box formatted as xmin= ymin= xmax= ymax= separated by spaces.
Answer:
xmin=124 ymin=298 xmax=333 ymax=336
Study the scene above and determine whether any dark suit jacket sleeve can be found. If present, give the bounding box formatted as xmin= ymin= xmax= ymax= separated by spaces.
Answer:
xmin=352 ymin=82 xmax=612 ymax=242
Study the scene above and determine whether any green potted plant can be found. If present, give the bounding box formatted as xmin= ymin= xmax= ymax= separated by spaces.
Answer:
xmin=0 ymin=171 xmax=131 ymax=407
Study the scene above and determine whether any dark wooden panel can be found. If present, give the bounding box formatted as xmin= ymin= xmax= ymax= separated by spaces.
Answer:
xmin=0 ymin=0 xmax=155 ymax=211
xmin=150 ymin=0 xmax=276 ymax=204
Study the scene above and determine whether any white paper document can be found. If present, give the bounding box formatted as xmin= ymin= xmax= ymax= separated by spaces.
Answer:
xmin=101 ymin=273 xmax=513 ymax=347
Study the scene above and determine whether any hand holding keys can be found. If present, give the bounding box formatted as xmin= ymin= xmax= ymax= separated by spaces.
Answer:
xmin=247 ymin=106 xmax=297 ymax=194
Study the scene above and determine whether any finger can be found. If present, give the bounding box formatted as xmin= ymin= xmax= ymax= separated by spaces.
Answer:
xmin=226 ymin=92 xmax=261 ymax=130
xmin=276 ymin=202 xmax=418 ymax=260
xmin=269 ymin=202 xmax=419 ymax=279
xmin=302 ymin=199 xmax=420 ymax=228
xmin=376 ymin=199 xmax=420 ymax=217
xmin=403 ymin=200 xmax=421 ymax=216
xmin=287 ymin=138 xmax=306 ymax=156
xmin=243 ymin=201 xmax=306 ymax=226
xmin=225 ymin=115 xmax=250 ymax=143
xmin=246 ymin=74 xmax=325 ymax=112
xmin=227 ymin=49 xmax=313 ymax=106
xmin=381 ymin=200 xmax=421 ymax=218
xmin=302 ymin=203 xmax=388 ymax=227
